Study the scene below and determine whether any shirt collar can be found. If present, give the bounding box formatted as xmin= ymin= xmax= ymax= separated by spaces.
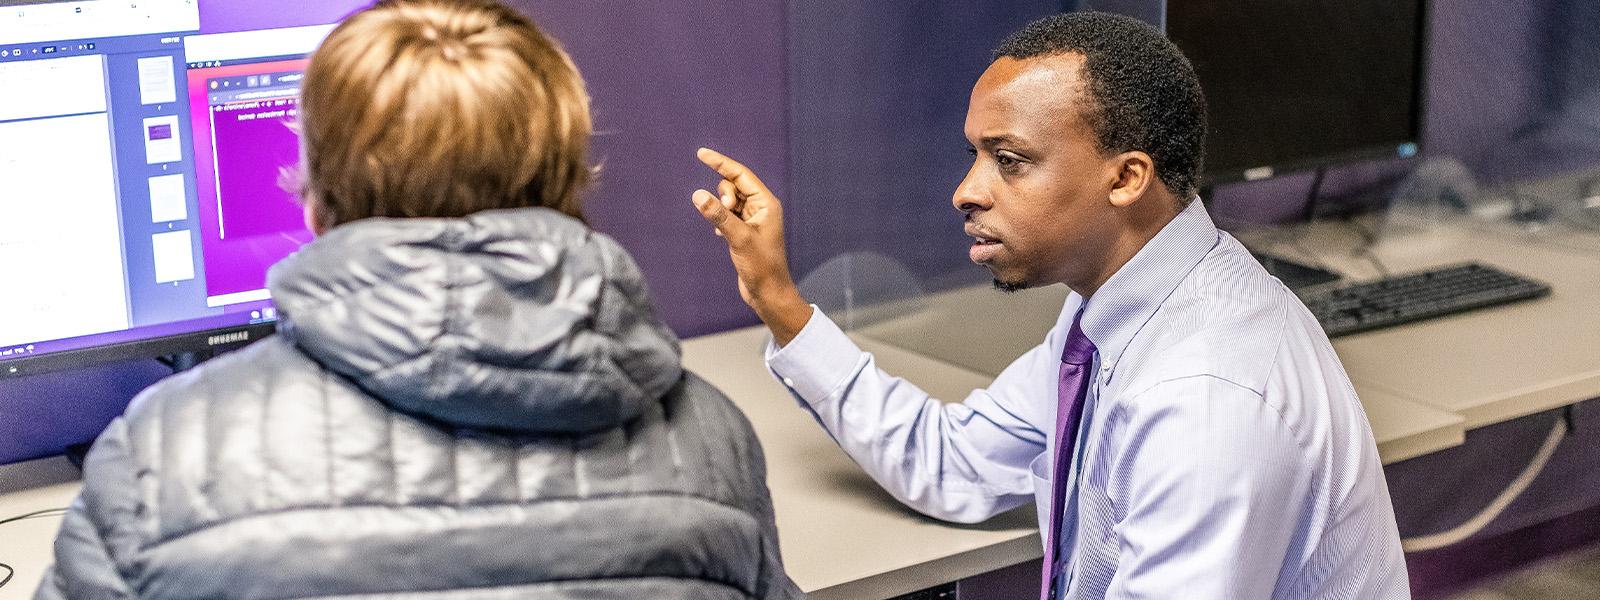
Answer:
xmin=1078 ymin=198 xmax=1220 ymax=378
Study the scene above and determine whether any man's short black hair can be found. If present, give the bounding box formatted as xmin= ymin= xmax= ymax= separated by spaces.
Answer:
xmin=994 ymin=12 xmax=1207 ymax=200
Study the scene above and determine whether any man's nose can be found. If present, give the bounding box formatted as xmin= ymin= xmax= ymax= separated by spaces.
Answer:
xmin=952 ymin=165 xmax=989 ymax=214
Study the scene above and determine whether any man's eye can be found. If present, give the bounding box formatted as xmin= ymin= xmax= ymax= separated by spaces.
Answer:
xmin=964 ymin=146 xmax=978 ymax=156
xmin=995 ymin=154 xmax=1019 ymax=167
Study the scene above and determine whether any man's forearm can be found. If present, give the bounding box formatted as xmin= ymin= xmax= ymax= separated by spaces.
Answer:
xmin=765 ymin=312 xmax=1036 ymax=523
xmin=748 ymin=285 xmax=813 ymax=347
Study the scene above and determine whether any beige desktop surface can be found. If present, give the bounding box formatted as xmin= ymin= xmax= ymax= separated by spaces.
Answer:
xmin=853 ymin=281 xmax=1467 ymax=464
xmin=1252 ymin=221 xmax=1600 ymax=429
xmin=0 ymin=457 xmax=79 ymax=600
xmin=1358 ymin=387 xmax=1465 ymax=464
xmin=681 ymin=327 xmax=1040 ymax=599
xmin=1478 ymin=220 xmax=1600 ymax=256
xmin=0 ymin=342 xmax=1040 ymax=600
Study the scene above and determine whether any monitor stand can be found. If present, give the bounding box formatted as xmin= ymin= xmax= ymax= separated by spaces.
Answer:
xmin=1251 ymin=251 xmax=1342 ymax=290
xmin=158 ymin=350 xmax=214 ymax=373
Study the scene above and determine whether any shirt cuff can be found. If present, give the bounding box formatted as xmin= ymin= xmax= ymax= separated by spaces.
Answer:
xmin=764 ymin=306 xmax=867 ymax=404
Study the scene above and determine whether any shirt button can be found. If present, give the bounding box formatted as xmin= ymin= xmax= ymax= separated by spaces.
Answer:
xmin=782 ymin=377 xmax=796 ymax=387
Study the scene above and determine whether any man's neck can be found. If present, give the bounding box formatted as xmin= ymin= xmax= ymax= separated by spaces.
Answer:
xmin=1066 ymin=194 xmax=1186 ymax=298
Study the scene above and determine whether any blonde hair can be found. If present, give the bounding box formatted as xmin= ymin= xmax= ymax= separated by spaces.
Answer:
xmin=294 ymin=0 xmax=592 ymax=228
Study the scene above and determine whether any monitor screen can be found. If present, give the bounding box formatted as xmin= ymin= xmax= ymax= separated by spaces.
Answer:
xmin=0 ymin=1 xmax=328 ymax=377
xmin=1166 ymin=1 xmax=1427 ymax=183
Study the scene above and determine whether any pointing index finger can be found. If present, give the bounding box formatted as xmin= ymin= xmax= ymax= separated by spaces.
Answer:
xmin=697 ymin=147 xmax=771 ymax=199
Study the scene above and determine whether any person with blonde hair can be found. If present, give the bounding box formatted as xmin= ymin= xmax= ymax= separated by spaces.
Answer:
xmin=36 ymin=1 xmax=800 ymax=598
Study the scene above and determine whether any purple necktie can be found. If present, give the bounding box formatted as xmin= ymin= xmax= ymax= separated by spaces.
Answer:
xmin=1040 ymin=312 xmax=1097 ymax=600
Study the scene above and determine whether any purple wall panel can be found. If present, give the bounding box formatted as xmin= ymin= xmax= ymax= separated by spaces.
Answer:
xmin=785 ymin=1 xmax=1064 ymax=297
xmin=511 ymin=0 xmax=786 ymax=338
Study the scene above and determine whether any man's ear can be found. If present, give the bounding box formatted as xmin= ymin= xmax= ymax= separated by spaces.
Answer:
xmin=1108 ymin=151 xmax=1156 ymax=208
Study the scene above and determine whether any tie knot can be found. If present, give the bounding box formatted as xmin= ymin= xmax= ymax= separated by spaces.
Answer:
xmin=1062 ymin=316 xmax=1097 ymax=366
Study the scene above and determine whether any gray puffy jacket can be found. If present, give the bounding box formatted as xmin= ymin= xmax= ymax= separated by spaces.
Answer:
xmin=36 ymin=208 xmax=802 ymax=599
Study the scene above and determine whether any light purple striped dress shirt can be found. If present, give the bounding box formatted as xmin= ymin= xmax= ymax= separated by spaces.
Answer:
xmin=766 ymin=200 xmax=1410 ymax=599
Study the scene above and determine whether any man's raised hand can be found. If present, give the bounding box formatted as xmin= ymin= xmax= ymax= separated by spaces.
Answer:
xmin=691 ymin=147 xmax=812 ymax=345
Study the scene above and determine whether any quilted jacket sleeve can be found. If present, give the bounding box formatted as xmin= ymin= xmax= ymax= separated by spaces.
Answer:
xmin=33 ymin=419 xmax=140 ymax=600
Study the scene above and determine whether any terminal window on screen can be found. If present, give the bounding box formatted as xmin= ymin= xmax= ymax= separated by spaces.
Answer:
xmin=186 ymin=60 xmax=313 ymax=307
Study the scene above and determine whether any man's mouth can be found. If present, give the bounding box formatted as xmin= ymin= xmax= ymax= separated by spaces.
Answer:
xmin=966 ymin=226 xmax=1003 ymax=264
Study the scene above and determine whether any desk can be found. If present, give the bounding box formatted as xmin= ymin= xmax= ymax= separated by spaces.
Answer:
xmin=2 ymin=223 xmax=1595 ymax=599
xmin=0 ymin=458 xmax=77 ymax=600
xmin=0 ymin=329 xmax=1043 ymax=600
xmin=681 ymin=329 xmax=1040 ymax=599
xmin=1240 ymin=220 xmax=1600 ymax=429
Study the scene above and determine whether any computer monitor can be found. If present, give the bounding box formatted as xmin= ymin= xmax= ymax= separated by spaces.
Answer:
xmin=0 ymin=1 xmax=331 ymax=378
xmin=1165 ymin=1 xmax=1428 ymax=185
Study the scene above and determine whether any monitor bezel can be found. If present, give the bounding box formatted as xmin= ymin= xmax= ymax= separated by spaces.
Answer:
xmin=0 ymin=322 xmax=277 ymax=379
xmin=1189 ymin=0 xmax=1433 ymax=187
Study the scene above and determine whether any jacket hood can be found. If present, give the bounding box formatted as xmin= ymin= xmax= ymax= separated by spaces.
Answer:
xmin=268 ymin=208 xmax=682 ymax=434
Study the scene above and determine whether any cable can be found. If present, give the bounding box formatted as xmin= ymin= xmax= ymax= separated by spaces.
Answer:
xmin=1326 ymin=214 xmax=1394 ymax=278
xmin=1400 ymin=417 xmax=1568 ymax=552
xmin=0 ymin=508 xmax=68 ymax=590
xmin=0 ymin=508 xmax=68 ymax=526
xmin=1303 ymin=165 xmax=1329 ymax=223
xmin=1357 ymin=248 xmax=1392 ymax=278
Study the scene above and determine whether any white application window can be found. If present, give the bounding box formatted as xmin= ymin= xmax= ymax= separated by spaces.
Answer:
xmin=151 ymin=230 xmax=196 ymax=283
xmin=0 ymin=54 xmax=106 ymax=121
xmin=148 ymin=173 xmax=187 ymax=222
xmin=1 ymin=1 xmax=201 ymax=47
xmin=0 ymin=54 xmax=130 ymax=348
xmin=137 ymin=55 xmax=176 ymax=105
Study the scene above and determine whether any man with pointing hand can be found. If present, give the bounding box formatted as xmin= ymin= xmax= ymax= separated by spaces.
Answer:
xmin=692 ymin=13 xmax=1407 ymax=600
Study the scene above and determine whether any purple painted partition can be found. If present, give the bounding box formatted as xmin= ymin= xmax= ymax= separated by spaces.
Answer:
xmin=785 ymin=1 xmax=1065 ymax=300
xmin=513 ymin=0 xmax=787 ymax=339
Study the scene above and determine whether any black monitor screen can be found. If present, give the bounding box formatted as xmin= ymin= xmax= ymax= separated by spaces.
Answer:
xmin=1166 ymin=1 xmax=1426 ymax=182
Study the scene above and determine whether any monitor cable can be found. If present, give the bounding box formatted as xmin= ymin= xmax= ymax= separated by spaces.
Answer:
xmin=1287 ymin=166 xmax=1339 ymax=274
xmin=1339 ymin=214 xmax=1392 ymax=278
xmin=1400 ymin=408 xmax=1573 ymax=552
xmin=0 ymin=507 xmax=70 ymax=526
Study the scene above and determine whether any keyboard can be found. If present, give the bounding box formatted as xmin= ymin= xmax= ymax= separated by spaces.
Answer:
xmin=1302 ymin=263 xmax=1551 ymax=337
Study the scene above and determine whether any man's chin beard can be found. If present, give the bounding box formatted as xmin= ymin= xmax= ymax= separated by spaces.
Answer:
xmin=992 ymin=278 xmax=1030 ymax=294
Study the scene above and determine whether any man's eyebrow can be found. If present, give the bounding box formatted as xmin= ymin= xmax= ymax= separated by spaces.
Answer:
xmin=978 ymin=134 xmax=1025 ymax=149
